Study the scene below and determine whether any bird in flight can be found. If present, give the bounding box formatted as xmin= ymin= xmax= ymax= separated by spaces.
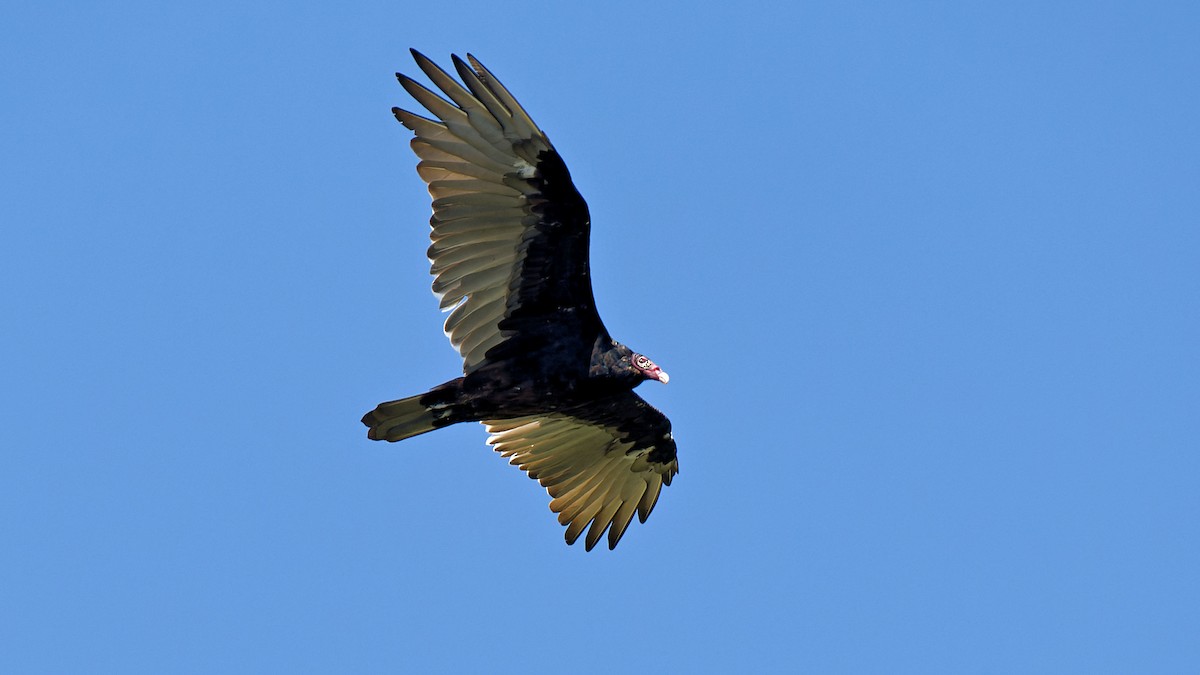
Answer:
xmin=363 ymin=50 xmax=678 ymax=551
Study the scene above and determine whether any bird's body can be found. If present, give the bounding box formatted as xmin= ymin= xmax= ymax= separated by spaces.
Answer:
xmin=363 ymin=50 xmax=677 ymax=551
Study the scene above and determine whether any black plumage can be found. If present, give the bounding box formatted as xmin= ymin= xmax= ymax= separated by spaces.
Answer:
xmin=362 ymin=50 xmax=677 ymax=551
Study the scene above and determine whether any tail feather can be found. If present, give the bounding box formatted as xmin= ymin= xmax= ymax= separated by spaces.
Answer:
xmin=362 ymin=394 xmax=442 ymax=442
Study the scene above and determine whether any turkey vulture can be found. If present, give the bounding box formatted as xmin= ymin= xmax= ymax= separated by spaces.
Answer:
xmin=362 ymin=50 xmax=678 ymax=551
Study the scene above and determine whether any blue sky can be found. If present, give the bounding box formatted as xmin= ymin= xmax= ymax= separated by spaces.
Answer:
xmin=3 ymin=1 xmax=1198 ymax=672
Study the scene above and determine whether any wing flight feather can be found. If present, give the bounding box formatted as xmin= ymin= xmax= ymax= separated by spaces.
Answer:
xmin=484 ymin=392 xmax=678 ymax=550
xmin=394 ymin=50 xmax=594 ymax=373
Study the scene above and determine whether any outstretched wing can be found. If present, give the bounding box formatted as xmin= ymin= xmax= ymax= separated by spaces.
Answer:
xmin=394 ymin=50 xmax=605 ymax=374
xmin=484 ymin=392 xmax=678 ymax=551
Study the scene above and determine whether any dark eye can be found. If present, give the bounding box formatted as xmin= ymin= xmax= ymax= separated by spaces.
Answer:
xmin=633 ymin=354 xmax=651 ymax=369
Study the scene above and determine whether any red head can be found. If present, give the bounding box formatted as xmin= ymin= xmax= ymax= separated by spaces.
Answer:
xmin=632 ymin=353 xmax=670 ymax=384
